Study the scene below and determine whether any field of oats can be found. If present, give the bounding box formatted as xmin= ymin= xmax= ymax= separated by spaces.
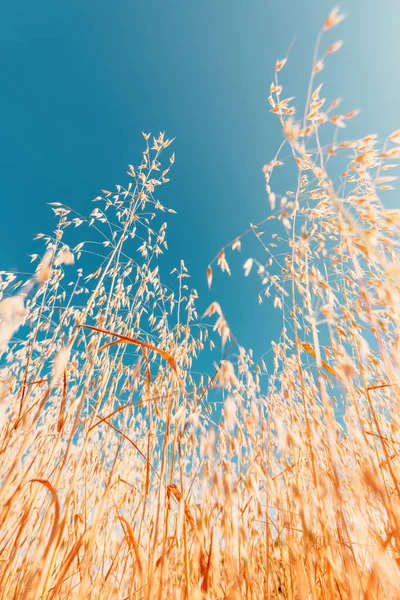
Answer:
xmin=2 ymin=6 xmax=400 ymax=599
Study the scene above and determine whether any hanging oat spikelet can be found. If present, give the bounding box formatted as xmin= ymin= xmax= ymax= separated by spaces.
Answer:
xmin=54 ymin=247 xmax=75 ymax=266
xmin=217 ymin=361 xmax=240 ymax=389
xmin=207 ymin=265 xmax=213 ymax=289
xmin=0 ymin=295 xmax=25 ymax=353
xmin=52 ymin=346 xmax=71 ymax=386
xmin=323 ymin=6 xmax=346 ymax=31
xmin=217 ymin=250 xmax=231 ymax=275
xmin=36 ymin=248 xmax=54 ymax=284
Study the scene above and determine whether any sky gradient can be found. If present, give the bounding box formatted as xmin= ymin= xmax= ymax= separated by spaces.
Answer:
xmin=1 ymin=0 xmax=400 ymax=359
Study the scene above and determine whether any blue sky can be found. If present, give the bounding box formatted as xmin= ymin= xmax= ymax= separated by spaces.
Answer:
xmin=1 ymin=0 xmax=400 ymax=359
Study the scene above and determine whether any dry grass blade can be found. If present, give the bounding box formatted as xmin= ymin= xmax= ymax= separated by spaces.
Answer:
xmin=78 ymin=323 xmax=178 ymax=374
xmin=301 ymin=342 xmax=337 ymax=377
xmin=48 ymin=531 xmax=89 ymax=599
xmin=167 ymin=483 xmax=201 ymax=544
xmin=115 ymin=515 xmax=143 ymax=577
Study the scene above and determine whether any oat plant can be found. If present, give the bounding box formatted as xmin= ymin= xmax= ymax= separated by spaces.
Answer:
xmin=1 ymin=6 xmax=400 ymax=600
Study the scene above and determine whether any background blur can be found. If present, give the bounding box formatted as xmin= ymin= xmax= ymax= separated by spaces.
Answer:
xmin=1 ymin=0 xmax=399 ymax=359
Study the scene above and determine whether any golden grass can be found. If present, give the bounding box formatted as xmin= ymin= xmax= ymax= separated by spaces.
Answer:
xmin=1 ymin=6 xmax=400 ymax=598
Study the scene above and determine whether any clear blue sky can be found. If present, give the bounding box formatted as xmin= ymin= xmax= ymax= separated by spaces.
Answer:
xmin=1 ymin=0 xmax=399 ymax=358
